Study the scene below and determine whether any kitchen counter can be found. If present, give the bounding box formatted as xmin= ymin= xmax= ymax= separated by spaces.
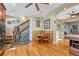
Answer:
xmin=65 ymin=34 xmax=79 ymax=56
xmin=65 ymin=34 xmax=79 ymax=41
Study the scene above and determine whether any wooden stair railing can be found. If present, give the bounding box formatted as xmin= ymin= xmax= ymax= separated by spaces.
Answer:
xmin=17 ymin=20 xmax=29 ymax=27
xmin=13 ymin=20 xmax=29 ymax=42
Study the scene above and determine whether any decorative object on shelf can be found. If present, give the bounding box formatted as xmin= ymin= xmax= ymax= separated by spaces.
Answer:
xmin=36 ymin=20 xmax=40 ymax=27
xmin=44 ymin=19 xmax=50 ymax=29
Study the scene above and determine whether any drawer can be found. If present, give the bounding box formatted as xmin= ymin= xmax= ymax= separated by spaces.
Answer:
xmin=70 ymin=47 xmax=79 ymax=56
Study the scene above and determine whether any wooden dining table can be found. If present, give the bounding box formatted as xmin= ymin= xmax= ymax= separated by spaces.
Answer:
xmin=32 ymin=30 xmax=53 ymax=44
xmin=37 ymin=34 xmax=49 ymax=43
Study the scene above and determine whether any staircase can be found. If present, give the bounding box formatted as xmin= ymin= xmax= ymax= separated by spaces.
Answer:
xmin=13 ymin=20 xmax=31 ymax=45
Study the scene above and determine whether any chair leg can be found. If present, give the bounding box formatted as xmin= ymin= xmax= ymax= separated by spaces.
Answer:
xmin=37 ymin=40 xmax=39 ymax=43
xmin=36 ymin=40 xmax=38 ymax=43
xmin=43 ymin=40 xmax=44 ymax=43
xmin=47 ymin=40 xmax=48 ymax=43
xmin=44 ymin=40 xmax=48 ymax=43
xmin=36 ymin=40 xmax=41 ymax=44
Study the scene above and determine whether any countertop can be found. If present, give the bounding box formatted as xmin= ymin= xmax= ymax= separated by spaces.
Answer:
xmin=65 ymin=34 xmax=79 ymax=41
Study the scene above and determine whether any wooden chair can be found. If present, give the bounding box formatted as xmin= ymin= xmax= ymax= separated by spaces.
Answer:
xmin=43 ymin=32 xmax=50 ymax=43
xmin=36 ymin=36 xmax=42 ymax=43
xmin=36 ymin=31 xmax=44 ymax=44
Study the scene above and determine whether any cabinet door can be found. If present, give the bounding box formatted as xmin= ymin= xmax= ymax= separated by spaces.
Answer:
xmin=0 ymin=4 xmax=6 ymax=22
xmin=0 ymin=5 xmax=3 ymax=21
xmin=2 ymin=8 xmax=6 ymax=22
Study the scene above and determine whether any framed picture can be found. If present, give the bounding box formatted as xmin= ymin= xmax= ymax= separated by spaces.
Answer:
xmin=17 ymin=19 xmax=20 ymax=23
xmin=72 ymin=25 xmax=78 ymax=33
xmin=7 ymin=21 xmax=11 ymax=24
xmin=12 ymin=20 xmax=16 ymax=24
xmin=36 ymin=20 xmax=40 ymax=27
xmin=44 ymin=19 xmax=50 ymax=29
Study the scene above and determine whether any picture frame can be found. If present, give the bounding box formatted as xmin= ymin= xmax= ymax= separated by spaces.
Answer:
xmin=44 ymin=19 xmax=50 ymax=29
xmin=36 ymin=20 xmax=40 ymax=27
xmin=17 ymin=19 xmax=20 ymax=23
xmin=7 ymin=21 xmax=11 ymax=24
xmin=12 ymin=20 xmax=16 ymax=24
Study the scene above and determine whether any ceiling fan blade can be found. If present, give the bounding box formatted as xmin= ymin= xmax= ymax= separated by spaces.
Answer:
xmin=35 ymin=3 xmax=40 ymax=11
xmin=69 ymin=13 xmax=79 ymax=17
xmin=25 ymin=3 xmax=33 ymax=8
xmin=75 ymin=13 xmax=79 ymax=16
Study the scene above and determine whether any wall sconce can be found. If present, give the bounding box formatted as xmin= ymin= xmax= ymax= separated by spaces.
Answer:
xmin=21 ymin=17 xmax=25 ymax=21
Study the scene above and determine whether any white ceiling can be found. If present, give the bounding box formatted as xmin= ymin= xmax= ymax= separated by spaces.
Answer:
xmin=4 ymin=3 xmax=63 ymax=18
xmin=57 ymin=4 xmax=79 ymax=19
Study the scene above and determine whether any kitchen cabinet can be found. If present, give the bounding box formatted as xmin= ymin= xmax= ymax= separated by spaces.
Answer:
xmin=0 ymin=3 xmax=6 ymax=49
xmin=0 ymin=3 xmax=6 ymax=22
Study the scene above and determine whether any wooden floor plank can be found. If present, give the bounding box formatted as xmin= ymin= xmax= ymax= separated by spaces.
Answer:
xmin=2 ymin=39 xmax=73 ymax=56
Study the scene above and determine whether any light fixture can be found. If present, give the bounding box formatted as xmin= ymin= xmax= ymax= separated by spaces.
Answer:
xmin=71 ymin=15 xmax=76 ymax=17
xmin=22 ymin=16 xmax=25 ymax=21
xmin=22 ymin=17 xmax=25 ymax=19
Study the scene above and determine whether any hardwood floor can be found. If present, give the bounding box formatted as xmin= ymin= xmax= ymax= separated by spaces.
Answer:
xmin=1 ymin=39 xmax=73 ymax=56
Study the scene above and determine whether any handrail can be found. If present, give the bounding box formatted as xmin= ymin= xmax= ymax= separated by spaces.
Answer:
xmin=21 ymin=25 xmax=29 ymax=32
xmin=17 ymin=20 xmax=29 ymax=27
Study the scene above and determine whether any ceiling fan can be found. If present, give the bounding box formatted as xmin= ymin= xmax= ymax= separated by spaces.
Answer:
xmin=69 ymin=11 xmax=79 ymax=18
xmin=25 ymin=3 xmax=49 ymax=11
